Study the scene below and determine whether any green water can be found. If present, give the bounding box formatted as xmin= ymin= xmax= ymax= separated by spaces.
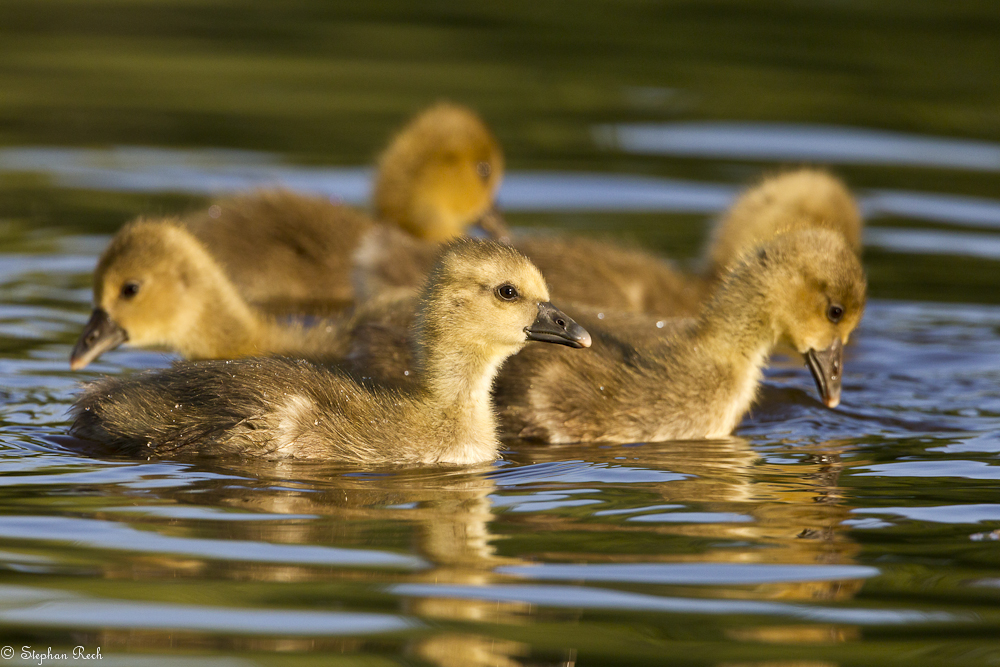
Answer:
xmin=1 ymin=1 xmax=1000 ymax=665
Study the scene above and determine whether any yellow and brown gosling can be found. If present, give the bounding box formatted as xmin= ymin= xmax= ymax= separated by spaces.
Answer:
xmin=355 ymin=168 xmax=862 ymax=319
xmin=70 ymin=240 xmax=591 ymax=464
xmin=703 ymin=168 xmax=863 ymax=281
xmin=175 ymin=103 xmax=507 ymax=316
xmin=69 ymin=220 xmax=345 ymax=370
xmin=373 ymin=102 xmax=505 ymax=242
xmin=182 ymin=190 xmax=374 ymax=315
xmin=493 ymin=228 xmax=866 ymax=443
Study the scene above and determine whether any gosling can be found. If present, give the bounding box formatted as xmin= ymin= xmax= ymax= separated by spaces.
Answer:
xmin=70 ymin=240 xmax=591 ymax=464
xmin=69 ymin=221 xmax=346 ymax=370
xmin=373 ymin=102 xmax=506 ymax=242
xmin=494 ymin=228 xmax=866 ymax=444
xmin=356 ymin=168 xmax=861 ymax=317
xmin=183 ymin=102 xmax=506 ymax=315
xmin=703 ymin=168 xmax=863 ymax=282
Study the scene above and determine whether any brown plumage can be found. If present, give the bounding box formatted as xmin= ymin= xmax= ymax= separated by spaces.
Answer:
xmin=338 ymin=229 xmax=866 ymax=442
xmin=355 ymin=168 xmax=862 ymax=318
xmin=70 ymin=240 xmax=590 ymax=464
xmin=513 ymin=233 xmax=703 ymax=314
xmin=703 ymin=168 xmax=863 ymax=281
xmin=182 ymin=190 xmax=374 ymax=315
xmin=183 ymin=103 xmax=506 ymax=315
xmin=494 ymin=229 xmax=867 ymax=443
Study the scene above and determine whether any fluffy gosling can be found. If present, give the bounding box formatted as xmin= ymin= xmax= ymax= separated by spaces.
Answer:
xmin=69 ymin=221 xmax=343 ymax=370
xmin=70 ymin=240 xmax=591 ymax=464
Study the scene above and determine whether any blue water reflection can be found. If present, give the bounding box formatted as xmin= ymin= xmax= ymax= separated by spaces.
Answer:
xmin=597 ymin=122 xmax=1000 ymax=171
xmin=391 ymin=583 xmax=960 ymax=625
xmin=6 ymin=144 xmax=1000 ymax=262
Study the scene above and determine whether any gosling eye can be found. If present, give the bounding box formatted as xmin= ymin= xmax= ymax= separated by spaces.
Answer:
xmin=120 ymin=281 xmax=141 ymax=299
xmin=476 ymin=161 xmax=492 ymax=180
xmin=495 ymin=284 xmax=519 ymax=301
xmin=827 ymin=303 xmax=844 ymax=323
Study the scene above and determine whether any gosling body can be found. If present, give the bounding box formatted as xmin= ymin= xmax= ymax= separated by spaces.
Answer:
xmin=183 ymin=190 xmax=374 ymax=314
xmin=151 ymin=103 xmax=504 ymax=317
xmin=356 ymin=168 xmax=862 ymax=318
xmin=513 ymin=234 xmax=704 ymax=315
xmin=71 ymin=240 xmax=590 ymax=464
xmin=337 ymin=229 xmax=866 ymax=442
xmin=494 ymin=229 xmax=866 ymax=443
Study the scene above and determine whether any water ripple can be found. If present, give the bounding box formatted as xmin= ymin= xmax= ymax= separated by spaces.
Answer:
xmin=391 ymin=583 xmax=961 ymax=625
xmin=497 ymin=563 xmax=881 ymax=585
xmin=597 ymin=122 xmax=1000 ymax=171
xmin=0 ymin=585 xmax=415 ymax=636
xmin=0 ymin=515 xmax=426 ymax=569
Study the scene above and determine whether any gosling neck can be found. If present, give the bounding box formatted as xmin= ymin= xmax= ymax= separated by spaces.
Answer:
xmin=693 ymin=260 xmax=778 ymax=366
xmin=180 ymin=275 xmax=269 ymax=361
xmin=412 ymin=309 xmax=521 ymax=442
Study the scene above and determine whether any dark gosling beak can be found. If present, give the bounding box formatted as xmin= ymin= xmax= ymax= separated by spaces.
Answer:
xmin=804 ymin=338 xmax=843 ymax=409
xmin=525 ymin=302 xmax=592 ymax=349
xmin=70 ymin=308 xmax=128 ymax=370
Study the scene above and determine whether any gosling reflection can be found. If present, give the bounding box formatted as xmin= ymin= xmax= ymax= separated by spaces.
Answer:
xmin=88 ymin=459 xmax=536 ymax=666
xmin=498 ymin=438 xmax=862 ymax=608
xmin=81 ymin=436 xmax=862 ymax=662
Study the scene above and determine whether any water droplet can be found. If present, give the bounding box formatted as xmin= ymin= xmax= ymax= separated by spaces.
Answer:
xmin=656 ymin=321 xmax=664 ymax=328
xmin=208 ymin=204 xmax=222 ymax=218
xmin=597 ymin=312 xmax=605 ymax=320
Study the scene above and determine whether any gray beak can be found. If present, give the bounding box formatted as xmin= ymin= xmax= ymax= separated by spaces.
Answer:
xmin=525 ymin=302 xmax=592 ymax=349
xmin=804 ymin=338 xmax=843 ymax=408
xmin=70 ymin=308 xmax=128 ymax=370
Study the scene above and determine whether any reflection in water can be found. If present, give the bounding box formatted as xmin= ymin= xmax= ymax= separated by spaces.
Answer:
xmin=865 ymin=228 xmax=1000 ymax=260
xmin=0 ymin=435 xmax=879 ymax=665
xmin=597 ymin=122 xmax=1000 ymax=171
xmin=0 ymin=585 xmax=414 ymax=635
xmin=499 ymin=439 xmax=863 ymax=606
xmin=863 ymin=190 xmax=1000 ymax=229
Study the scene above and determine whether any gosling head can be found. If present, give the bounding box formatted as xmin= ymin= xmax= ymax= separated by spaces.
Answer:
xmin=750 ymin=228 xmax=867 ymax=409
xmin=70 ymin=220 xmax=245 ymax=370
xmin=707 ymin=168 xmax=863 ymax=277
xmin=373 ymin=103 xmax=505 ymax=242
xmin=417 ymin=239 xmax=591 ymax=364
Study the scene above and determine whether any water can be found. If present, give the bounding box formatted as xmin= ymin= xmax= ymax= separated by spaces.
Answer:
xmin=2 ymin=2 xmax=1000 ymax=665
